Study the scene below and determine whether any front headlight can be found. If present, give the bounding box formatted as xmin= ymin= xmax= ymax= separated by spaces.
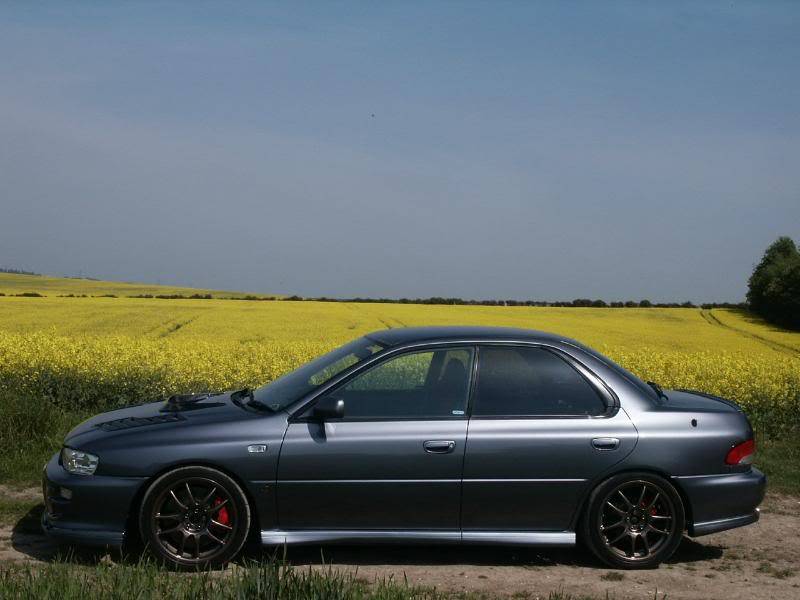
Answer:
xmin=61 ymin=447 xmax=99 ymax=476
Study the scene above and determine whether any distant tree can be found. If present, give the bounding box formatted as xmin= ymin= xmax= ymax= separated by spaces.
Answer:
xmin=639 ymin=299 xmax=652 ymax=308
xmin=571 ymin=298 xmax=593 ymax=307
xmin=747 ymin=237 xmax=800 ymax=330
xmin=0 ymin=267 xmax=40 ymax=276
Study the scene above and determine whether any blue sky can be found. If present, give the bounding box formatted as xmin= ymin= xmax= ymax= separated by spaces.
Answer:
xmin=1 ymin=2 xmax=798 ymax=301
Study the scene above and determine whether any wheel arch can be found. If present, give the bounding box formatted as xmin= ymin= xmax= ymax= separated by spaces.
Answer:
xmin=571 ymin=466 xmax=693 ymax=536
xmin=124 ymin=460 xmax=262 ymax=546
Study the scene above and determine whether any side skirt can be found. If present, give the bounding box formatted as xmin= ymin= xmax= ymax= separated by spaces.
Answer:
xmin=261 ymin=530 xmax=575 ymax=546
xmin=462 ymin=531 xmax=575 ymax=546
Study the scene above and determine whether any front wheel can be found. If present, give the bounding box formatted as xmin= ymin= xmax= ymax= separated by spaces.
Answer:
xmin=139 ymin=466 xmax=251 ymax=569
xmin=582 ymin=472 xmax=685 ymax=569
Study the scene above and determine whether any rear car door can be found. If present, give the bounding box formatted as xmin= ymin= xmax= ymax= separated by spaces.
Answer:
xmin=462 ymin=344 xmax=637 ymax=534
xmin=277 ymin=346 xmax=474 ymax=532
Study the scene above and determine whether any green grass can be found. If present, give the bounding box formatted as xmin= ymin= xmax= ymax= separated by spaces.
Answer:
xmin=755 ymin=437 xmax=800 ymax=495
xmin=0 ymin=496 xmax=40 ymax=528
xmin=756 ymin=561 xmax=795 ymax=580
xmin=0 ymin=396 xmax=91 ymax=487
xmin=0 ymin=557 xmax=437 ymax=599
xmin=0 ymin=558 xmax=618 ymax=600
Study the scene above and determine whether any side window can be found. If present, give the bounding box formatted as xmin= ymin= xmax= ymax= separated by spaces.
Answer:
xmin=473 ymin=346 xmax=606 ymax=417
xmin=330 ymin=347 xmax=474 ymax=419
xmin=348 ymin=351 xmax=433 ymax=391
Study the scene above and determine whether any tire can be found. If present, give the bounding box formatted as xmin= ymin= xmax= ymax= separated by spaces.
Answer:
xmin=139 ymin=466 xmax=251 ymax=569
xmin=581 ymin=472 xmax=685 ymax=569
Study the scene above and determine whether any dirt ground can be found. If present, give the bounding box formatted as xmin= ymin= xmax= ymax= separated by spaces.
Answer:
xmin=1 ymin=486 xmax=798 ymax=599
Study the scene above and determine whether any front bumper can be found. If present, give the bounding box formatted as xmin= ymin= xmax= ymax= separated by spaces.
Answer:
xmin=41 ymin=452 xmax=146 ymax=548
xmin=674 ymin=467 xmax=767 ymax=537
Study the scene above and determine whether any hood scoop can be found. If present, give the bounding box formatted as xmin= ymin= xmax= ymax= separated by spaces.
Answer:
xmin=96 ymin=412 xmax=185 ymax=432
xmin=161 ymin=392 xmax=226 ymax=413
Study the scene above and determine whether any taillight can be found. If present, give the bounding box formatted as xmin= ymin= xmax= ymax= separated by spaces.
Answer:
xmin=725 ymin=439 xmax=755 ymax=465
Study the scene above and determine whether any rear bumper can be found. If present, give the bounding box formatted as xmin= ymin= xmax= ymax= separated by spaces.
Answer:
xmin=41 ymin=452 xmax=145 ymax=548
xmin=690 ymin=509 xmax=759 ymax=537
xmin=674 ymin=467 xmax=766 ymax=537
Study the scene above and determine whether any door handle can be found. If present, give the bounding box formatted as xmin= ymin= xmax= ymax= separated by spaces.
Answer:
xmin=423 ymin=440 xmax=456 ymax=454
xmin=592 ymin=437 xmax=620 ymax=451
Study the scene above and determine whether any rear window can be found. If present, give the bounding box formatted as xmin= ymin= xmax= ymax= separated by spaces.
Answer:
xmin=473 ymin=346 xmax=606 ymax=417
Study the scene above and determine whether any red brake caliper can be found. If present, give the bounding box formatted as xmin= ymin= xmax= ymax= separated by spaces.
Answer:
xmin=213 ymin=497 xmax=230 ymax=526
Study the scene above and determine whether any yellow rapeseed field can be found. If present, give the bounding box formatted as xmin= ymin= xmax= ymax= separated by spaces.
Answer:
xmin=0 ymin=274 xmax=798 ymax=434
xmin=0 ymin=272 xmax=263 ymax=299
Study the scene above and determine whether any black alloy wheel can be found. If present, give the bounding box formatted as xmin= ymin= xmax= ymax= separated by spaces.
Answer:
xmin=583 ymin=472 xmax=685 ymax=569
xmin=139 ymin=466 xmax=250 ymax=569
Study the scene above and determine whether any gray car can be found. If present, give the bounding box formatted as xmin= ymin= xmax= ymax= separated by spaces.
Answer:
xmin=43 ymin=326 xmax=765 ymax=569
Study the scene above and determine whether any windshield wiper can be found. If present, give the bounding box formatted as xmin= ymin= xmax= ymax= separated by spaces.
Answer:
xmin=647 ymin=381 xmax=668 ymax=401
xmin=232 ymin=388 xmax=274 ymax=412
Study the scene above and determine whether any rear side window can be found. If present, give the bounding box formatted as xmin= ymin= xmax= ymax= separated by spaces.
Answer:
xmin=473 ymin=346 xmax=606 ymax=417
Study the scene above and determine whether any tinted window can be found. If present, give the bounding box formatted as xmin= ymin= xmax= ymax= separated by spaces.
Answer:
xmin=473 ymin=346 xmax=605 ymax=417
xmin=328 ymin=347 xmax=474 ymax=419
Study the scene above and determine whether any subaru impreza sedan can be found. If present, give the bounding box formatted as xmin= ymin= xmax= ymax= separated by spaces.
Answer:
xmin=43 ymin=326 xmax=765 ymax=569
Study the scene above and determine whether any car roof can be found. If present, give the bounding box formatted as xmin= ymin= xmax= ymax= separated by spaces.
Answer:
xmin=365 ymin=326 xmax=571 ymax=347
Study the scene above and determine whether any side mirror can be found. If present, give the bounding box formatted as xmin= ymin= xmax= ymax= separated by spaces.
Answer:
xmin=312 ymin=396 xmax=344 ymax=420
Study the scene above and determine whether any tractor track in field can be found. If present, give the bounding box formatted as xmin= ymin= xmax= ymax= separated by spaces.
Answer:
xmin=141 ymin=315 xmax=186 ymax=337
xmin=699 ymin=310 xmax=800 ymax=358
xmin=346 ymin=302 xmax=408 ymax=331
xmin=2 ymin=487 xmax=799 ymax=599
xmin=157 ymin=316 xmax=198 ymax=338
xmin=376 ymin=317 xmax=394 ymax=329
xmin=342 ymin=302 xmax=408 ymax=331
xmin=341 ymin=303 xmax=363 ymax=330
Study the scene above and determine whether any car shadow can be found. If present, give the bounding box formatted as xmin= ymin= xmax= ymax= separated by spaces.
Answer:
xmin=9 ymin=504 xmax=127 ymax=565
xmin=667 ymin=537 xmax=724 ymax=563
xmin=240 ymin=540 xmax=594 ymax=569
xmin=11 ymin=505 xmax=722 ymax=569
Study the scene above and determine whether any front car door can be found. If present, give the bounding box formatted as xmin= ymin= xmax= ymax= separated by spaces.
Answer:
xmin=461 ymin=344 xmax=638 ymax=540
xmin=276 ymin=345 xmax=474 ymax=537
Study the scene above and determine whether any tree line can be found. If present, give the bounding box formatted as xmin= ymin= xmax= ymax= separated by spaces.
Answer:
xmin=0 ymin=267 xmax=40 ymax=276
xmin=299 ymin=296 xmax=743 ymax=309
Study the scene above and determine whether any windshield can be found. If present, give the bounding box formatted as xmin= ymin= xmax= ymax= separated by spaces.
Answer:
xmin=253 ymin=337 xmax=385 ymax=411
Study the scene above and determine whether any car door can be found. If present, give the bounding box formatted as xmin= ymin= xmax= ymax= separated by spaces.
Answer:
xmin=277 ymin=346 xmax=474 ymax=533
xmin=461 ymin=344 xmax=638 ymax=535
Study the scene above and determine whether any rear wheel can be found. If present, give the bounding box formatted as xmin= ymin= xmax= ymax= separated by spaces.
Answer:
xmin=139 ymin=466 xmax=251 ymax=569
xmin=582 ymin=472 xmax=684 ymax=569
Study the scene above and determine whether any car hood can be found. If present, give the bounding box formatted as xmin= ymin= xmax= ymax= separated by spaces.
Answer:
xmin=64 ymin=391 xmax=254 ymax=447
